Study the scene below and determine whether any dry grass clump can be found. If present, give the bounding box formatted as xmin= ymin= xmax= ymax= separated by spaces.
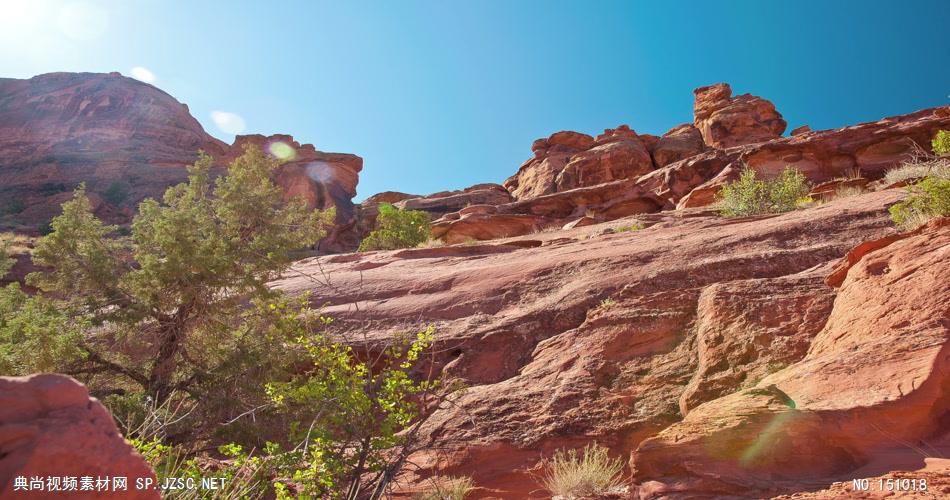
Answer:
xmin=416 ymin=238 xmax=447 ymax=248
xmin=541 ymin=443 xmax=625 ymax=499
xmin=415 ymin=476 xmax=474 ymax=500
xmin=833 ymin=185 xmax=867 ymax=199
xmin=615 ymin=222 xmax=645 ymax=233
xmin=0 ymin=232 xmax=36 ymax=254
xmin=884 ymin=157 xmax=950 ymax=186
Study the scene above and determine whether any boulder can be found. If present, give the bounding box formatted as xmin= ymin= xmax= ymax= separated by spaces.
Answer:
xmin=693 ymin=83 xmax=787 ymax=149
xmin=555 ymin=125 xmax=654 ymax=191
xmin=0 ymin=374 xmax=158 ymax=499
xmin=651 ymin=124 xmax=706 ymax=168
xmin=504 ymin=131 xmax=594 ymax=199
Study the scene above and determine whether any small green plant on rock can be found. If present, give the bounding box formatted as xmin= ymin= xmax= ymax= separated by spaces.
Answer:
xmin=359 ymin=203 xmax=431 ymax=251
xmin=717 ymin=166 xmax=810 ymax=217
xmin=932 ymin=130 xmax=950 ymax=155
xmin=597 ymin=297 xmax=616 ymax=310
xmin=541 ymin=443 xmax=625 ymax=499
xmin=889 ymin=175 xmax=950 ymax=229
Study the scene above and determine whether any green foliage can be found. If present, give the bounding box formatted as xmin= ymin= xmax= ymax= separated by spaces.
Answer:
xmin=103 ymin=181 xmax=131 ymax=206
xmin=541 ymin=443 xmax=625 ymax=498
xmin=889 ymin=175 xmax=950 ymax=229
xmin=933 ymin=130 xmax=950 ymax=156
xmin=266 ymin=318 xmax=439 ymax=498
xmin=0 ymin=242 xmax=86 ymax=375
xmin=359 ymin=203 xmax=431 ymax=251
xmin=717 ymin=166 xmax=811 ymax=217
xmin=25 ymin=145 xmax=333 ymax=403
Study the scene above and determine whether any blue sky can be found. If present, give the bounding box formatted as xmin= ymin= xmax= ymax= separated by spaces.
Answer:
xmin=2 ymin=1 xmax=949 ymax=199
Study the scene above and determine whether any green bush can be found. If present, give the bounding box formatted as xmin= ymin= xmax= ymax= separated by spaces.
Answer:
xmin=933 ymin=130 xmax=950 ymax=156
xmin=717 ymin=166 xmax=810 ymax=217
xmin=359 ymin=203 xmax=431 ymax=251
xmin=103 ymin=181 xmax=130 ymax=206
xmin=889 ymin=175 xmax=950 ymax=229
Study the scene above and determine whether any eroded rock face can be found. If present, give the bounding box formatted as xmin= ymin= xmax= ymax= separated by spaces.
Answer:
xmin=503 ymin=131 xmax=595 ymax=199
xmin=0 ymin=374 xmax=158 ymax=499
xmin=273 ymin=190 xmax=915 ymax=498
xmin=693 ymin=82 xmax=787 ymax=149
xmin=554 ymin=125 xmax=654 ymax=191
xmin=632 ymin=217 xmax=950 ymax=498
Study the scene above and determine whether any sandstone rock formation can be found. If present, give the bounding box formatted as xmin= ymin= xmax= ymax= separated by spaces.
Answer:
xmin=0 ymin=374 xmax=158 ymax=499
xmin=273 ymin=190 xmax=950 ymax=497
xmin=651 ymin=124 xmax=706 ymax=168
xmin=0 ymin=72 xmax=362 ymax=251
xmin=693 ymin=82 xmax=787 ymax=148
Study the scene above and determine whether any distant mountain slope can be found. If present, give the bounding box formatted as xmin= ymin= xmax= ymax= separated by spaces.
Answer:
xmin=0 ymin=72 xmax=361 ymax=251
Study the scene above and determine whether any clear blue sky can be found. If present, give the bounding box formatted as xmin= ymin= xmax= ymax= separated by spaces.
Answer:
xmin=2 ymin=1 xmax=949 ymax=199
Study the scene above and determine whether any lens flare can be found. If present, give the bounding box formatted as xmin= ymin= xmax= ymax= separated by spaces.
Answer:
xmin=210 ymin=111 xmax=246 ymax=135
xmin=129 ymin=67 xmax=155 ymax=83
xmin=306 ymin=162 xmax=336 ymax=183
xmin=268 ymin=141 xmax=297 ymax=161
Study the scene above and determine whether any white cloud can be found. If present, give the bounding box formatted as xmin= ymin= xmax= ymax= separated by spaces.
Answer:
xmin=210 ymin=111 xmax=247 ymax=135
xmin=129 ymin=66 xmax=155 ymax=83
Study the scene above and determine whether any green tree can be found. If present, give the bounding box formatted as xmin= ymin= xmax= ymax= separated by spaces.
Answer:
xmin=717 ymin=166 xmax=810 ymax=217
xmin=26 ymin=145 xmax=333 ymax=403
xmin=359 ymin=203 xmax=431 ymax=251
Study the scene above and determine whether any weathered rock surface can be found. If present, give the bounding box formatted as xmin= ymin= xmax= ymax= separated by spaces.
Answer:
xmin=503 ymin=131 xmax=596 ymax=199
xmin=273 ymin=190 xmax=946 ymax=498
xmin=0 ymin=72 xmax=362 ymax=251
xmin=554 ymin=125 xmax=654 ymax=191
xmin=651 ymin=124 xmax=706 ymax=168
xmin=693 ymin=82 xmax=787 ymax=148
xmin=0 ymin=374 xmax=158 ymax=499
xmin=632 ymin=216 xmax=950 ymax=498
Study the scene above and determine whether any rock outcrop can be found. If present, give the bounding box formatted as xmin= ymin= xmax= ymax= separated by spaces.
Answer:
xmin=693 ymin=82 xmax=787 ymax=148
xmin=0 ymin=374 xmax=158 ymax=499
xmin=273 ymin=190 xmax=950 ymax=498
xmin=0 ymin=72 xmax=362 ymax=251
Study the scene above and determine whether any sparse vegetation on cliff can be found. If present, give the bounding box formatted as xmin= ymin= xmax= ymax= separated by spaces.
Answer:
xmin=888 ymin=132 xmax=950 ymax=229
xmin=541 ymin=443 xmax=626 ymax=499
xmin=717 ymin=166 xmax=810 ymax=217
xmin=360 ymin=203 xmax=431 ymax=251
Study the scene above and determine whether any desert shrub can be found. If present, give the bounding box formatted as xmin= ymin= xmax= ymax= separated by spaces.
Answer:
xmin=416 ymin=238 xmax=446 ymax=248
xmin=833 ymin=185 xmax=867 ymax=199
xmin=1 ymin=199 xmax=25 ymax=216
xmin=103 ymin=180 xmax=131 ymax=206
xmin=359 ymin=203 xmax=431 ymax=251
xmin=597 ymin=297 xmax=616 ymax=310
xmin=889 ymin=175 xmax=950 ymax=229
xmin=416 ymin=476 xmax=474 ymax=500
xmin=264 ymin=318 xmax=450 ymax=498
xmin=541 ymin=443 xmax=625 ymax=499
xmin=717 ymin=166 xmax=810 ymax=217
xmin=884 ymin=157 xmax=950 ymax=186
xmin=36 ymin=221 xmax=53 ymax=235
xmin=933 ymin=130 xmax=950 ymax=155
